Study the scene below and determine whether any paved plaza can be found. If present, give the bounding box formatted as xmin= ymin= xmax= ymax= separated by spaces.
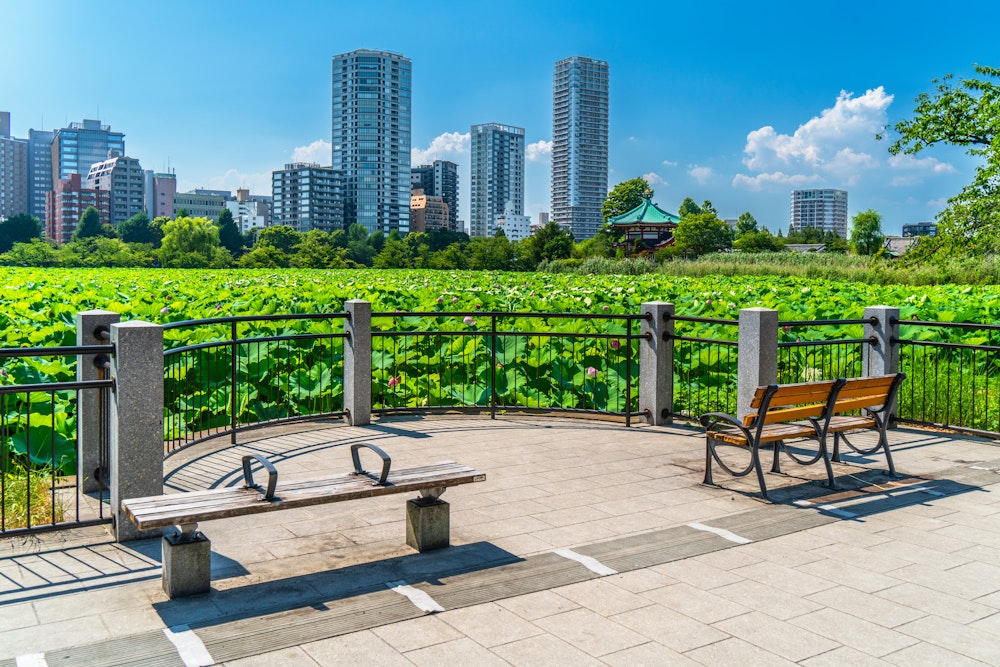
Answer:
xmin=1 ymin=415 xmax=999 ymax=665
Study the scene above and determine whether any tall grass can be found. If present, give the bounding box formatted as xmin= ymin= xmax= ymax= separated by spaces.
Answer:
xmin=2 ymin=472 xmax=65 ymax=529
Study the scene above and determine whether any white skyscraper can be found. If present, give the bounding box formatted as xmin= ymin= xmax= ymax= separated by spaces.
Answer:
xmin=790 ymin=189 xmax=848 ymax=237
xmin=470 ymin=123 xmax=525 ymax=238
xmin=332 ymin=49 xmax=411 ymax=234
xmin=551 ymin=56 xmax=609 ymax=241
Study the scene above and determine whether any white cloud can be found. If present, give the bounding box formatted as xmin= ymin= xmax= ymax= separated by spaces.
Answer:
xmin=526 ymin=140 xmax=553 ymax=162
xmin=642 ymin=172 xmax=668 ymax=188
xmin=291 ymin=139 xmax=332 ymax=166
xmin=688 ymin=165 xmax=713 ymax=185
xmin=926 ymin=197 xmax=949 ymax=210
xmin=661 ymin=159 xmax=678 ymax=167
xmin=734 ymin=87 xmax=893 ymax=190
xmin=888 ymin=153 xmax=956 ymax=174
xmin=180 ymin=169 xmax=273 ymax=195
xmin=411 ymin=131 xmax=470 ymax=165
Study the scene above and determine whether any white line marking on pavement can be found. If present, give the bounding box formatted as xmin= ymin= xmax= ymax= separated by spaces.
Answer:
xmin=163 ymin=625 xmax=215 ymax=667
xmin=793 ymin=499 xmax=857 ymax=519
xmin=687 ymin=522 xmax=753 ymax=544
xmin=386 ymin=580 xmax=445 ymax=613
xmin=554 ymin=548 xmax=618 ymax=576
xmin=911 ymin=486 xmax=946 ymax=497
xmin=15 ymin=655 xmax=48 ymax=667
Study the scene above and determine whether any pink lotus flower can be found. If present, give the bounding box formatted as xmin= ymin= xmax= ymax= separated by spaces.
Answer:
xmin=387 ymin=376 xmax=400 ymax=388
xmin=475 ymin=304 xmax=481 ymax=310
xmin=437 ymin=297 xmax=444 ymax=303
xmin=166 ymin=294 xmax=172 ymax=300
xmin=782 ymin=325 xmax=791 ymax=333
xmin=215 ymin=304 xmax=222 ymax=310
xmin=452 ymin=296 xmax=458 ymax=303
xmin=0 ymin=368 xmax=7 ymax=378
xmin=706 ymin=299 xmax=712 ymax=305
xmin=602 ymin=305 xmax=609 ymax=311
xmin=610 ymin=340 xmax=620 ymax=350
xmin=586 ymin=367 xmax=598 ymax=378
xmin=160 ymin=306 xmax=169 ymax=314
xmin=496 ymin=363 xmax=503 ymax=370
xmin=463 ymin=316 xmax=475 ymax=325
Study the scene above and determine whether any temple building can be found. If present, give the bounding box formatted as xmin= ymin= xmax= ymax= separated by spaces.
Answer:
xmin=608 ymin=196 xmax=680 ymax=256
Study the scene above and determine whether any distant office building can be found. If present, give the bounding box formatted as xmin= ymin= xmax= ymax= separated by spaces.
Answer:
xmin=332 ymin=49 xmax=411 ymax=234
xmin=272 ymin=162 xmax=343 ymax=233
xmin=143 ymin=170 xmax=177 ymax=219
xmin=28 ymin=129 xmax=55 ymax=226
xmin=226 ymin=188 xmax=272 ymax=233
xmin=45 ymin=173 xmax=110 ymax=244
xmin=494 ymin=203 xmax=531 ymax=242
xmin=411 ymin=160 xmax=458 ymax=230
xmin=0 ymin=112 xmax=28 ymax=219
xmin=174 ymin=191 xmax=227 ymax=220
xmin=409 ymin=189 xmax=449 ymax=233
xmin=51 ymin=119 xmax=125 ymax=184
xmin=902 ymin=222 xmax=937 ymax=237
xmin=789 ymin=189 xmax=848 ymax=237
xmin=470 ymin=123 xmax=524 ymax=237
xmin=85 ymin=153 xmax=144 ymax=226
xmin=552 ymin=56 xmax=609 ymax=241
xmin=537 ymin=212 xmax=549 ymax=226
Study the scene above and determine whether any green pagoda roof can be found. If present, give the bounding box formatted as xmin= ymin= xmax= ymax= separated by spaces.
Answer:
xmin=609 ymin=198 xmax=681 ymax=226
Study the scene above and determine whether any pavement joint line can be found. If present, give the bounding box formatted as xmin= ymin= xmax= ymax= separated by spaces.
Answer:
xmin=386 ymin=580 xmax=445 ymax=613
xmin=793 ymin=499 xmax=858 ymax=519
xmin=686 ymin=522 xmax=753 ymax=544
xmin=553 ymin=548 xmax=618 ymax=575
xmin=163 ymin=625 xmax=214 ymax=667
xmin=14 ymin=655 xmax=46 ymax=667
xmin=910 ymin=485 xmax=946 ymax=497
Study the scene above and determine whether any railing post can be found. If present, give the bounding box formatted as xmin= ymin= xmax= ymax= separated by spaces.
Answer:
xmin=738 ymin=308 xmax=778 ymax=420
xmin=640 ymin=302 xmax=674 ymax=425
xmin=76 ymin=309 xmax=119 ymax=493
xmin=344 ymin=300 xmax=372 ymax=426
xmin=864 ymin=305 xmax=901 ymax=417
xmin=109 ymin=320 xmax=164 ymax=542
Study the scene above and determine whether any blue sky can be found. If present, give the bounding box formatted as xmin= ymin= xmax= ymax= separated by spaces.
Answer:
xmin=3 ymin=0 xmax=998 ymax=235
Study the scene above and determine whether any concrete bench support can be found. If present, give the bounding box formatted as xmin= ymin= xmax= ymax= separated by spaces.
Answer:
xmin=406 ymin=497 xmax=450 ymax=552
xmin=162 ymin=530 xmax=212 ymax=598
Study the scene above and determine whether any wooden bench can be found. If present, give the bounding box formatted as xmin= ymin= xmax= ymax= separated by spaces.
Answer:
xmin=123 ymin=444 xmax=486 ymax=598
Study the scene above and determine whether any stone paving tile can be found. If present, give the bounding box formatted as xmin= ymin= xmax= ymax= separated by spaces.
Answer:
xmin=690 ymin=545 xmax=763 ymax=571
xmin=969 ymin=610 xmax=1000 ymax=636
xmin=883 ymin=642 xmax=993 ymax=667
xmin=789 ymin=607 xmax=919 ymax=657
xmin=437 ymin=603 xmax=543 ymax=648
xmin=799 ymin=645 xmax=889 ymax=667
xmin=736 ymin=539 xmax=826 ymax=569
xmin=300 ymin=629 xmax=415 ymax=666
xmin=223 ymin=646 xmax=322 ymax=666
xmin=805 ymin=585 xmax=927 ymax=628
xmin=264 ymin=533 xmax=358 ymax=560
xmin=651 ymin=556 xmax=745 ymax=590
xmin=712 ymin=579 xmax=823 ymax=621
xmin=371 ymin=615 xmax=464 ymax=653
xmin=890 ymin=561 xmax=1000 ymax=600
xmin=796 ymin=558 xmax=902 ymax=594
xmin=532 ymin=506 xmax=615 ymax=528
xmin=600 ymin=641 xmax=700 ymax=666
xmin=535 ymin=608 xmax=647 ymax=657
xmin=0 ymin=616 xmax=112 ymax=661
xmin=404 ymin=637 xmax=510 ymax=667
xmin=0 ymin=603 xmax=38 ymax=633
xmin=640 ymin=582 xmax=750 ymax=624
xmin=602 ymin=568 xmax=677 ymax=593
xmin=874 ymin=582 xmax=997 ymax=624
xmin=895 ymin=615 xmax=1000 ymax=664
xmin=867 ymin=535 xmax=974 ymax=570
xmin=550 ymin=578 xmax=652 ymax=617
xmin=875 ymin=525 xmax=977 ymax=553
xmin=490 ymin=634 xmax=605 ymax=667
xmin=684 ymin=636 xmax=798 ymax=667
xmin=526 ymin=522 xmax=619 ymax=549
xmin=496 ymin=590 xmax=580 ymax=621
xmin=729 ymin=560 xmax=835 ymax=597
xmin=609 ymin=604 xmax=728 ymax=654
xmin=712 ymin=611 xmax=837 ymax=662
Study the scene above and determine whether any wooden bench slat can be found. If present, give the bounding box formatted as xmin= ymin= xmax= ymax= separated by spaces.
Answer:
xmin=708 ymin=422 xmax=815 ymax=445
xmin=749 ymin=380 xmax=837 ymax=408
xmin=743 ymin=402 xmax=827 ymax=427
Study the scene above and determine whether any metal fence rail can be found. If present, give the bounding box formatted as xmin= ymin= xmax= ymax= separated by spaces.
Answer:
xmin=0 ymin=346 xmax=113 ymax=537
xmin=163 ymin=314 xmax=349 ymax=456
xmin=777 ymin=318 xmax=875 ymax=385
xmin=371 ymin=311 xmax=646 ymax=425
xmin=667 ymin=314 xmax=739 ymax=420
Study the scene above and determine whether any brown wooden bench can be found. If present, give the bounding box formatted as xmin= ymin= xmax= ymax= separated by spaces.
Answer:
xmin=123 ymin=444 xmax=486 ymax=598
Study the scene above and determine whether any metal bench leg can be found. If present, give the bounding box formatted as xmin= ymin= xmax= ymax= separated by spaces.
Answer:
xmin=162 ymin=523 xmax=211 ymax=599
xmin=703 ymin=438 xmax=715 ymax=486
xmin=879 ymin=427 xmax=899 ymax=478
xmin=831 ymin=433 xmax=843 ymax=463
xmin=770 ymin=441 xmax=783 ymax=474
xmin=820 ymin=439 xmax=837 ymax=490
xmin=752 ymin=442 xmax=769 ymax=500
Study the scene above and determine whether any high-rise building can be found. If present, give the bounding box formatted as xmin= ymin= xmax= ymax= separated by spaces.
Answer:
xmin=225 ymin=188 xmax=272 ymax=234
xmin=790 ymin=189 xmax=848 ymax=237
xmin=173 ymin=191 xmax=228 ymax=220
xmin=144 ymin=170 xmax=177 ymax=219
xmin=331 ymin=49 xmax=411 ymax=234
xmin=902 ymin=222 xmax=937 ymax=237
xmin=85 ymin=153 xmax=145 ymax=226
xmin=411 ymin=160 xmax=459 ymax=230
xmin=28 ymin=129 xmax=55 ymax=226
xmin=45 ymin=173 xmax=110 ymax=243
xmin=470 ymin=123 xmax=524 ymax=238
xmin=0 ymin=112 xmax=28 ymax=219
xmin=409 ymin=189 xmax=449 ymax=233
xmin=551 ymin=56 xmax=609 ymax=241
xmin=272 ymin=162 xmax=344 ymax=233
xmin=50 ymin=119 xmax=125 ymax=184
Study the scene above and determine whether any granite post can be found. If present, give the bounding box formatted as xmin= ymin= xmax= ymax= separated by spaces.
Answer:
xmin=640 ymin=302 xmax=674 ymax=425
xmin=109 ymin=320 xmax=164 ymax=542
xmin=76 ymin=309 xmax=119 ymax=493
xmin=738 ymin=308 xmax=778 ymax=420
xmin=406 ymin=497 xmax=450 ymax=551
xmin=344 ymin=300 xmax=372 ymax=426
xmin=864 ymin=305 xmax=901 ymax=417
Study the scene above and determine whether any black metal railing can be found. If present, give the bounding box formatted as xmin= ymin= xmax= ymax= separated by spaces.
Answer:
xmin=371 ymin=311 xmax=646 ymax=425
xmin=777 ymin=318 xmax=876 ymax=384
xmin=0 ymin=345 xmax=113 ymax=537
xmin=667 ymin=314 xmax=739 ymax=420
xmin=893 ymin=319 xmax=1000 ymax=436
xmin=163 ymin=313 xmax=349 ymax=456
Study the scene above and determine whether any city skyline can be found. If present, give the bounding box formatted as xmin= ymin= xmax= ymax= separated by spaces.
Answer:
xmin=3 ymin=1 xmax=1000 ymax=234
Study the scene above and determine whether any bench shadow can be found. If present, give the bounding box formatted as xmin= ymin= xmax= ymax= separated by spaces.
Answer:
xmin=151 ymin=540 xmax=521 ymax=629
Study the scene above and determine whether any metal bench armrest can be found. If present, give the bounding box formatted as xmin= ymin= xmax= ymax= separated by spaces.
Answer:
xmin=700 ymin=412 xmax=752 ymax=440
xmin=351 ymin=443 xmax=392 ymax=486
xmin=242 ymin=454 xmax=278 ymax=500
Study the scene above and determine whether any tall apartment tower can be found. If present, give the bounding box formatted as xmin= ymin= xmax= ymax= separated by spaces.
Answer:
xmin=410 ymin=160 xmax=459 ymax=230
xmin=331 ymin=49 xmax=411 ymax=234
xmin=470 ymin=123 xmax=525 ymax=238
xmin=272 ymin=162 xmax=344 ymax=233
xmin=790 ymin=189 xmax=848 ymax=237
xmin=50 ymin=119 xmax=125 ymax=185
xmin=144 ymin=170 xmax=177 ymax=219
xmin=28 ymin=130 xmax=55 ymax=226
xmin=45 ymin=173 xmax=110 ymax=244
xmin=85 ymin=153 xmax=145 ymax=226
xmin=551 ymin=56 xmax=609 ymax=241
xmin=0 ymin=112 xmax=28 ymax=219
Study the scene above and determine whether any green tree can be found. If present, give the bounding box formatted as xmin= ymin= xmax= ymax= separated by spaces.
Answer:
xmin=672 ymin=212 xmax=734 ymax=256
xmin=373 ymin=238 xmax=412 ymax=268
xmin=117 ymin=212 xmax=156 ymax=245
xmin=345 ymin=223 xmax=375 ymax=266
xmin=602 ymin=178 xmax=651 ymax=223
xmin=217 ymin=208 xmax=244 ymax=256
xmin=238 ymin=244 xmax=290 ymax=268
xmin=519 ymin=221 xmax=574 ymax=268
xmin=701 ymin=200 xmax=718 ymax=215
xmin=733 ymin=230 xmax=783 ymax=253
xmin=59 ymin=237 xmax=154 ymax=267
xmin=290 ymin=230 xmax=346 ymax=268
xmin=175 ymin=208 xmax=190 ymax=218
xmin=0 ymin=238 xmax=60 ymax=266
xmin=884 ymin=65 xmax=1000 ymax=256
xmin=469 ymin=235 xmax=517 ymax=270
xmin=256 ymin=225 xmax=300 ymax=253
xmin=158 ymin=216 xmax=232 ymax=268
xmin=72 ymin=206 xmax=114 ymax=241
xmin=735 ymin=212 xmax=759 ymax=237
xmin=429 ymin=242 xmax=470 ymax=269
xmin=0 ymin=213 xmax=42 ymax=253
xmin=678 ymin=197 xmax=702 ymax=218
xmin=850 ymin=209 xmax=885 ymax=255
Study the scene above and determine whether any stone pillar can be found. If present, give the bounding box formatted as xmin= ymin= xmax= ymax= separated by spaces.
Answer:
xmin=109 ymin=321 xmax=164 ymax=542
xmin=162 ymin=531 xmax=212 ymax=598
xmin=737 ymin=308 xmax=778 ymax=420
xmin=406 ymin=498 xmax=450 ymax=551
xmin=76 ymin=310 xmax=119 ymax=493
xmin=344 ymin=300 xmax=372 ymax=426
xmin=640 ymin=302 xmax=674 ymax=425
xmin=864 ymin=305 xmax=901 ymax=416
